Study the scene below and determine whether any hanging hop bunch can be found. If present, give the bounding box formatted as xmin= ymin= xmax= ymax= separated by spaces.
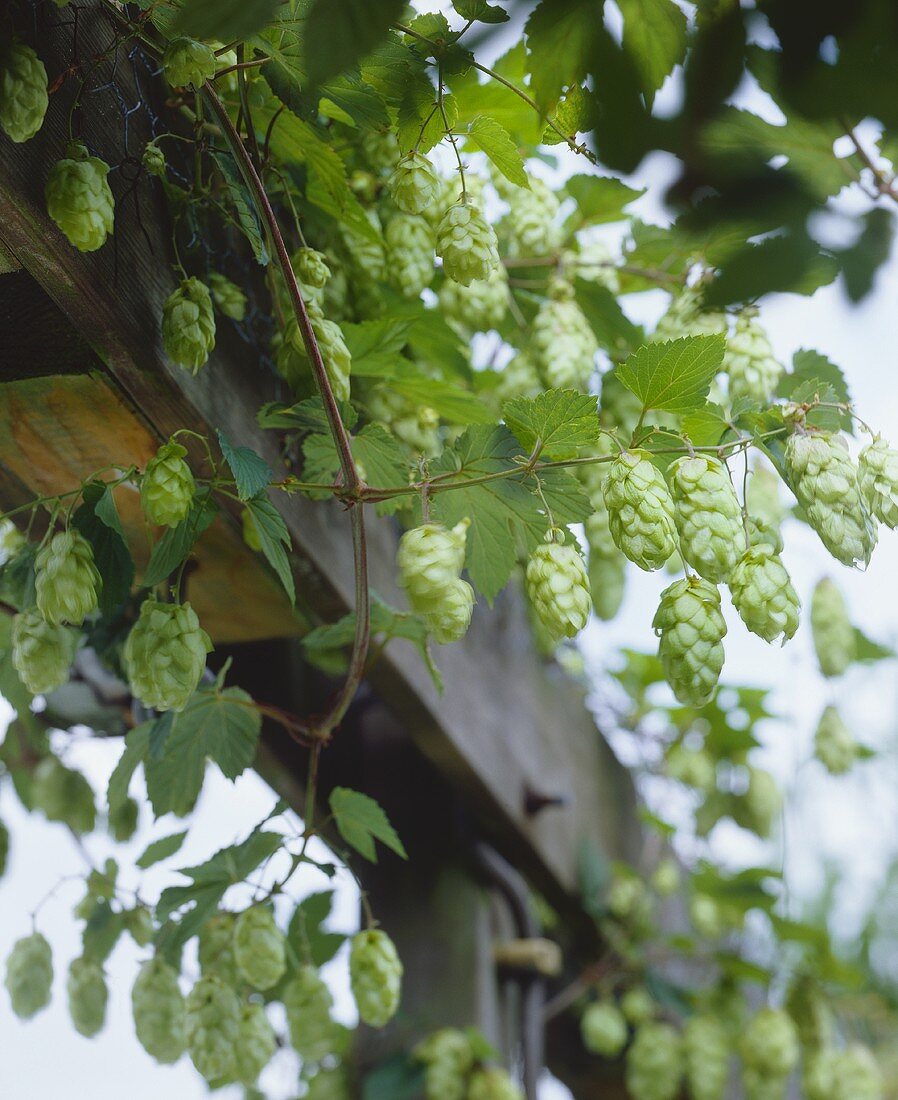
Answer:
xmin=385 ymin=212 xmax=434 ymax=299
xmin=5 ymin=932 xmax=53 ymax=1019
xmin=349 ymin=929 xmax=402 ymax=1028
xmin=504 ymin=178 xmax=562 ymax=257
xmin=740 ymin=1008 xmax=800 ymax=1081
xmin=439 ymin=265 xmax=509 ymax=334
xmin=397 ymin=520 xmax=475 ymax=645
xmin=621 ymin=988 xmax=656 ymax=1027
xmin=728 ymin=545 xmax=800 ymax=643
xmin=141 ymin=440 xmax=195 ymax=527
xmin=162 ymin=36 xmax=217 ymax=88
xmin=0 ymin=41 xmax=48 ymax=142
xmin=67 ymin=956 xmax=108 ymax=1038
xmin=581 ymin=1001 xmax=629 ymax=1058
xmin=185 ymin=975 xmax=240 ymax=1082
xmin=785 ymin=431 xmax=876 ymax=567
xmin=414 ymin=1028 xmax=475 ymax=1100
xmin=625 ymin=1022 xmax=684 ymax=1100
xmin=734 ymin=766 xmax=782 ymax=839
xmin=531 ymin=279 xmax=598 ymax=391
xmin=162 ymin=278 xmax=216 ymax=373
xmin=725 ymin=310 xmax=782 ymax=405
xmin=233 ymin=1002 xmax=277 ymax=1086
xmin=207 ymin=273 xmax=247 ymax=322
xmin=198 ymin=913 xmax=238 ymax=986
xmin=436 ymin=199 xmax=500 ymax=286
xmin=11 ymin=608 xmax=78 ymax=695
xmin=31 ymin=757 xmax=96 ymax=833
xmin=653 ymin=284 xmax=727 ymax=342
xmin=282 ymin=304 xmax=352 ymax=403
xmin=604 ymin=451 xmax=678 ymax=571
xmin=810 ymin=577 xmax=855 ymax=677
xmin=132 ymin=958 xmax=186 ymax=1065
xmin=858 ymin=436 xmax=898 ymax=528
xmin=814 ymin=705 xmax=859 ymax=775
xmin=653 ymin=577 xmax=727 ymax=707
xmin=468 ymin=1067 xmax=524 ymax=1100
xmin=233 ymin=906 xmax=286 ymax=991
xmin=283 ymin=964 xmax=341 ymax=1061
xmin=388 ymin=151 xmax=439 ymax=215
xmin=45 ymin=142 xmax=115 ymax=252
xmin=123 ymin=600 xmax=212 ymax=712
xmin=683 ymin=1015 xmax=730 ymax=1100
xmin=525 ymin=529 xmax=592 ymax=642
xmin=35 ymin=529 xmax=101 ymax=625
xmin=668 ymin=455 xmax=746 ymax=583
xmin=829 ymin=1046 xmax=883 ymax=1100
xmin=295 ymin=247 xmax=331 ymax=289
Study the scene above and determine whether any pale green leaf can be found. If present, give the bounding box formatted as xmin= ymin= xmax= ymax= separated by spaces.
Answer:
xmin=142 ymin=491 xmax=218 ymax=588
xmin=465 ymin=116 xmax=528 ymax=188
xmin=216 ymin=430 xmax=273 ymax=501
xmin=244 ymin=494 xmax=295 ymax=604
xmin=564 ymin=174 xmax=644 ymax=231
xmin=136 ymin=831 xmax=188 ymax=870
xmin=453 ymin=0 xmax=508 ymax=23
xmin=615 ymin=335 xmax=726 ymax=414
xmin=330 ymin=787 xmax=407 ymax=863
xmin=211 ymin=153 xmax=269 ymax=265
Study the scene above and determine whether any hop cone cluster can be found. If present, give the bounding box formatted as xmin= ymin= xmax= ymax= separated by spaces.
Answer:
xmin=45 ymin=142 xmax=114 ymax=252
xmin=388 ymin=151 xmax=439 ymax=215
xmin=729 ymin=545 xmax=800 ymax=643
xmin=653 ymin=577 xmax=726 ymax=707
xmin=525 ymin=532 xmax=591 ymax=641
xmin=725 ymin=311 xmax=782 ymax=404
xmin=67 ymin=956 xmax=108 ymax=1037
xmin=162 ymin=278 xmax=216 ymax=373
xmin=283 ymin=964 xmax=341 ymax=1061
xmin=531 ymin=284 xmax=598 ymax=391
xmin=207 ymin=272 xmax=247 ymax=322
xmin=385 ymin=213 xmax=434 ymax=299
xmin=668 ymin=455 xmax=746 ymax=583
xmin=349 ymin=929 xmax=402 ymax=1028
xmin=233 ymin=1002 xmax=277 ymax=1085
xmin=5 ymin=932 xmax=53 ymax=1019
xmin=439 ymin=265 xmax=509 ymax=333
xmin=233 ymin=906 xmax=286 ymax=991
xmin=654 ymin=285 xmax=726 ymax=342
xmin=132 ymin=958 xmax=186 ymax=1064
xmin=858 ymin=437 xmax=898 ymax=528
xmin=162 ymin=36 xmax=217 ymax=87
xmin=814 ymin=705 xmax=858 ymax=775
xmin=31 ymin=757 xmax=96 ymax=833
xmin=740 ymin=1008 xmax=799 ymax=1079
xmin=0 ymin=41 xmax=48 ymax=142
xmin=12 ymin=608 xmax=77 ymax=694
xmin=198 ymin=913 xmax=238 ymax=986
xmin=302 ymin=304 xmax=353 ymax=403
xmin=397 ymin=520 xmax=474 ymax=645
xmin=504 ymin=179 xmax=562 ymax=257
xmin=625 ymin=1022 xmax=683 ymax=1100
xmin=185 ymin=975 xmax=241 ymax=1081
xmin=468 ymin=1066 xmax=524 ymax=1100
xmin=415 ymin=1028 xmax=474 ymax=1100
xmin=683 ymin=1014 xmax=730 ymax=1100
xmin=35 ymin=529 xmax=101 ymax=625
xmin=604 ymin=451 xmax=678 ymax=571
xmin=141 ymin=440 xmax=195 ymax=527
xmin=810 ymin=578 xmax=855 ymax=677
xmin=295 ymin=247 xmax=331 ymax=289
xmin=124 ymin=599 xmax=211 ymax=711
xmin=581 ymin=1001 xmax=628 ymax=1058
xmin=436 ymin=200 xmax=500 ymax=286
xmin=785 ymin=432 xmax=876 ymax=567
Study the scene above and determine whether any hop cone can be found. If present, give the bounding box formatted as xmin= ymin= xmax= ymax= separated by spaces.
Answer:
xmin=439 ymin=265 xmax=509 ymax=333
xmin=621 ymin=988 xmax=655 ymax=1026
xmin=733 ymin=766 xmax=781 ymax=839
xmin=810 ymin=577 xmax=855 ymax=677
xmin=532 ymin=285 xmax=598 ymax=392
xmin=588 ymin=554 xmax=626 ymax=622
xmin=654 ymin=285 xmax=726 ymax=342
xmin=67 ymin=956 xmax=108 ymax=1037
xmin=141 ymin=440 xmax=195 ymax=527
xmin=12 ymin=608 xmax=77 ymax=694
xmin=729 ymin=545 xmax=800 ymax=643
xmin=652 ymin=858 xmax=680 ymax=896
xmin=604 ymin=451 xmax=678 ymax=571
xmin=5 ymin=932 xmax=53 ymax=1019
xmin=747 ymin=465 xmax=786 ymax=530
xmin=303 ymin=304 xmax=353 ymax=403
xmin=608 ymin=875 xmax=651 ymax=924
xmin=785 ymin=432 xmax=876 ymax=567
xmin=360 ymin=127 xmax=400 ymax=172
xmin=805 ymin=1049 xmax=840 ymax=1100
xmin=233 ymin=906 xmax=286 ymax=991
xmin=858 ymin=436 xmax=898 ymax=528
xmin=123 ymin=600 xmax=211 ymax=712
xmin=349 ymin=928 xmax=402 ymax=1028
xmin=124 ymin=906 xmax=155 ymax=947
xmin=162 ymin=36 xmax=217 ymax=87
xmin=504 ymin=179 xmax=561 ymax=258
xmin=207 ymin=272 xmax=247 ymax=322
xmin=690 ymin=893 xmax=726 ymax=938
xmin=45 ymin=142 xmax=114 ymax=252
xmin=388 ymin=151 xmax=439 ymax=215
xmin=830 ymin=1045 xmax=883 ymax=1100
xmin=35 ymin=529 xmax=100 ymax=625
xmin=283 ymin=964 xmax=341 ymax=1061
xmin=495 ymin=351 xmax=541 ymax=402
xmin=398 ymin=520 xmax=473 ymax=643
xmin=132 ymin=958 xmax=186 ymax=1064
xmin=185 ymin=975 xmax=240 ymax=1082
xmin=436 ymin=200 xmax=500 ymax=286
xmin=0 ymin=41 xmax=48 ymax=142
xmin=198 ymin=913 xmax=238 ymax=986
xmin=142 ymin=140 xmax=166 ymax=177
xmin=31 ymin=757 xmax=96 ymax=833
xmin=743 ymin=1069 xmax=789 ymax=1100
xmin=386 ymin=212 xmax=434 ymax=299
xmin=295 ymin=247 xmax=331 ymax=289
xmin=581 ymin=1001 xmax=628 ymax=1058
xmin=415 ymin=1028 xmax=474 ymax=1100
xmin=725 ymin=311 xmax=781 ymax=405
xmin=814 ymin=705 xmax=858 ymax=775
xmin=683 ymin=1014 xmax=730 ymax=1100
xmin=625 ymin=1022 xmax=683 ymax=1100
xmin=162 ymin=277 xmax=216 ymax=374
xmin=233 ymin=1002 xmax=277 ymax=1085
xmin=428 ymin=578 xmax=475 ymax=644
xmin=566 ymin=238 xmax=620 ymax=292
xmin=468 ymin=1066 xmax=524 ymax=1100
xmin=525 ymin=533 xmax=591 ymax=641
xmin=668 ymin=455 xmax=746 ymax=583
xmin=740 ymin=1008 xmax=799 ymax=1078
xmin=653 ymin=577 xmax=726 ymax=707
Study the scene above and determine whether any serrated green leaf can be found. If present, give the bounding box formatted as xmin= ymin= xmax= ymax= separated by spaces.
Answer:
xmin=82 ymin=902 xmax=125 ymax=963
xmin=174 ymin=0 xmax=282 ymax=39
xmin=211 ymin=153 xmax=269 ymax=266
xmin=136 ymin=831 xmax=188 ymax=870
xmin=216 ymin=430 xmax=273 ymax=501
xmin=617 ymin=0 xmax=687 ymax=106
xmin=525 ymin=0 xmax=599 ymax=109
xmin=681 ymin=403 xmax=732 ymax=447
xmin=564 ymin=175 xmax=643 ymax=231
xmin=304 ymin=0 xmax=406 ymax=87
xmin=397 ymin=73 xmax=457 ymax=153
xmin=465 ymin=116 xmax=528 ymax=188
xmin=615 ymin=335 xmax=726 ymax=414
xmin=503 ymin=390 xmax=599 ymax=460
xmin=142 ymin=491 xmax=219 ymax=589
xmin=330 ymin=787 xmax=407 ymax=863
xmin=287 ymin=890 xmax=346 ymax=966
xmin=453 ymin=0 xmax=508 ymax=23
xmin=107 ymin=723 xmax=152 ymax=816
xmin=854 ymin=627 xmax=895 ymax=664
xmin=72 ymin=483 xmax=134 ymax=615
xmin=244 ymin=494 xmax=295 ymax=604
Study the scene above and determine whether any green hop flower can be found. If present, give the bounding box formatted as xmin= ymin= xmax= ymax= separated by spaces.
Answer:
xmin=386 ymin=212 xmax=434 ymax=299
xmin=185 ymin=975 xmax=240 ymax=1082
xmin=668 ymin=455 xmax=746 ymax=583
xmin=67 ymin=956 xmax=108 ymax=1037
xmin=805 ymin=1048 xmax=840 ymax=1100
xmin=581 ymin=1001 xmax=628 ymax=1058
xmin=398 ymin=519 xmax=471 ymax=628
xmin=35 ymin=529 xmax=100 ymax=625
xmin=162 ymin=277 xmax=216 ymax=373
xmin=388 ymin=151 xmax=440 ymax=215
xmin=858 ymin=436 xmax=898 ymax=528
xmin=31 ymin=757 xmax=96 ymax=833
xmin=349 ymin=928 xmax=402 ymax=1028
xmin=625 ymin=1022 xmax=684 ymax=1100
xmin=162 ymin=36 xmax=217 ymax=88
xmin=740 ymin=1008 xmax=799 ymax=1078
xmin=525 ymin=531 xmax=592 ymax=641
xmin=0 ymin=40 xmax=48 ymax=142
xmin=132 ymin=957 xmax=186 ymax=1064
xmin=0 ymin=818 xmax=8 ymax=878
xmin=124 ymin=906 xmax=155 ymax=947
xmin=814 ymin=705 xmax=859 ymax=775
xmin=109 ymin=796 xmax=140 ymax=842
xmin=468 ymin=1066 xmax=524 ymax=1100
xmin=733 ymin=766 xmax=781 ymax=839
xmin=785 ymin=431 xmax=876 ymax=567
xmin=747 ymin=464 xmax=786 ymax=531
xmin=281 ymin=305 xmax=352 ymax=402
xmin=725 ymin=310 xmax=782 ymax=405
xmin=564 ymin=238 xmax=620 ymax=292
xmin=294 ymin=247 xmax=331 ymax=289
xmin=207 ymin=272 xmax=247 ymax=322
xmin=830 ymin=1045 xmax=883 ymax=1100
xmin=504 ymin=178 xmax=561 ymax=258
xmin=689 ymin=893 xmax=727 ymax=938
xmin=666 ymin=743 xmax=716 ymax=791
xmin=683 ymin=1014 xmax=730 ymax=1100
xmin=360 ymin=127 xmax=400 ymax=172
xmin=142 ymin=140 xmax=166 ymax=177
xmin=653 ymin=285 xmax=726 ymax=342
xmin=494 ymin=351 xmax=541 ymax=402
xmin=653 ymin=577 xmax=726 ymax=707
xmin=742 ymin=1069 xmax=789 ymax=1100
xmin=439 ymin=264 xmax=509 ymax=333
xmin=604 ymin=451 xmax=678 ymax=571
xmin=607 ymin=874 xmax=652 ymax=926
xmin=810 ymin=577 xmax=855 ymax=677
xmin=651 ymin=858 xmax=680 ymax=896
xmin=621 ymin=987 xmax=655 ymax=1026
xmin=233 ymin=906 xmax=286 ymax=991
xmin=588 ymin=553 xmax=626 ymax=622
xmin=414 ymin=1028 xmax=474 ymax=1100
xmin=141 ymin=440 xmax=195 ymax=527
xmin=436 ymin=200 xmax=500 ymax=286
xmin=45 ymin=142 xmax=115 ymax=252
xmin=5 ymin=932 xmax=53 ymax=1019
xmin=198 ymin=913 xmax=238 ymax=986
xmin=531 ymin=280 xmax=598 ymax=391
xmin=233 ymin=1002 xmax=277 ymax=1086
xmin=284 ymin=964 xmax=342 ymax=1061
xmin=11 ymin=607 xmax=78 ymax=694
xmin=428 ymin=578 xmax=476 ymax=644
xmin=728 ymin=545 xmax=800 ymax=643
xmin=124 ymin=599 xmax=211 ymax=711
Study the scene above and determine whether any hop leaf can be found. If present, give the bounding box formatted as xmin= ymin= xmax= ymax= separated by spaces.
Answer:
xmin=141 ymin=441 xmax=196 ymax=527
xmin=668 ymin=455 xmax=746 ymax=584
xmin=283 ymin=964 xmax=341 ymax=1061
xmin=625 ymin=1022 xmax=684 ymax=1100
xmin=35 ymin=529 xmax=101 ymax=626
xmin=525 ymin=531 xmax=592 ymax=641
xmin=436 ymin=199 xmax=500 ymax=286
xmin=810 ymin=577 xmax=855 ymax=677
xmin=653 ymin=576 xmax=727 ymax=707
xmin=233 ymin=906 xmax=286 ymax=991
xmin=45 ymin=142 xmax=115 ymax=252
xmin=0 ymin=41 xmax=48 ymax=143
xmin=67 ymin=956 xmax=108 ymax=1037
xmin=123 ymin=599 xmax=211 ymax=712
xmin=349 ymin=929 xmax=402 ymax=1028
xmin=162 ymin=278 xmax=216 ymax=374
xmin=11 ymin=608 xmax=78 ymax=694
xmin=581 ymin=1001 xmax=628 ymax=1058
xmin=603 ymin=451 xmax=678 ymax=571
xmin=858 ymin=436 xmax=898 ymax=528
xmin=162 ymin=36 xmax=217 ymax=88
xmin=185 ymin=975 xmax=241 ymax=1082
xmin=728 ymin=545 xmax=800 ymax=643
xmin=5 ymin=932 xmax=53 ymax=1020
xmin=132 ymin=957 xmax=186 ymax=1064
